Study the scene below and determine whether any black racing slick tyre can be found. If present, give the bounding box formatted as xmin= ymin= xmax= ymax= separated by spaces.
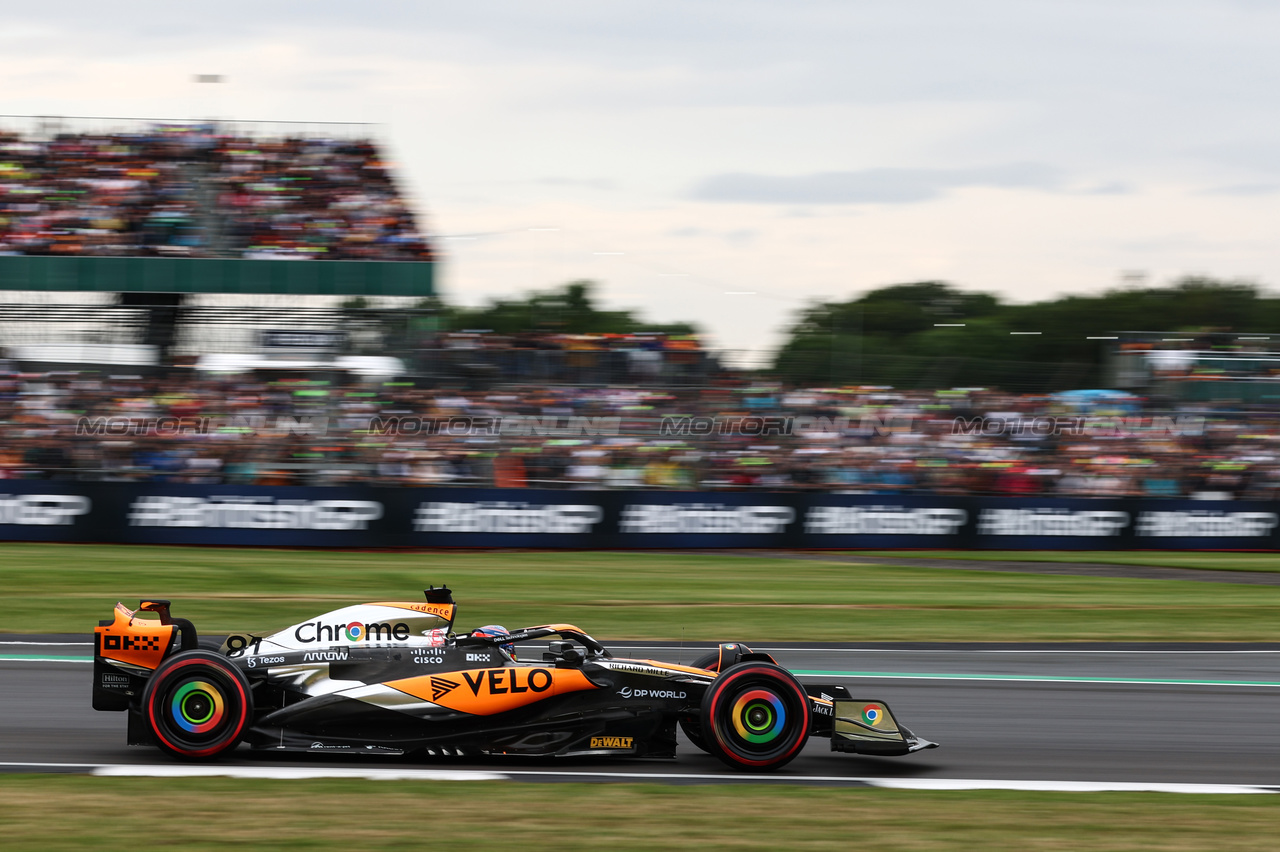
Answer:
xmin=699 ymin=663 xmax=811 ymax=771
xmin=142 ymin=650 xmax=252 ymax=760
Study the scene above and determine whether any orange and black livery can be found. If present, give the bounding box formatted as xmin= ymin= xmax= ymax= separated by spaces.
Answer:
xmin=91 ymin=585 xmax=937 ymax=769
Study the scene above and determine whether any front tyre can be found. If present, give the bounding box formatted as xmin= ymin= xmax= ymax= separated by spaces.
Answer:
xmin=689 ymin=650 xmax=721 ymax=672
xmin=142 ymin=650 xmax=252 ymax=759
xmin=699 ymin=663 xmax=811 ymax=771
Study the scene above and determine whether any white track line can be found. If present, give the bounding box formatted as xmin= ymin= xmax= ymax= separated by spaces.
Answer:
xmin=77 ymin=764 xmax=1279 ymax=792
xmin=868 ymin=778 xmax=1277 ymax=794
xmin=2 ymin=762 xmax=1273 ymax=792
xmin=93 ymin=765 xmax=506 ymax=782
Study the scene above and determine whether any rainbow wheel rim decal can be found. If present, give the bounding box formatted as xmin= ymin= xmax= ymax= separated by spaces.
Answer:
xmin=171 ymin=681 xmax=226 ymax=734
xmin=730 ymin=688 xmax=786 ymax=743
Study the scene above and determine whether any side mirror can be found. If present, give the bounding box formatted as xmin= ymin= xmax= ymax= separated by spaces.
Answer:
xmin=544 ymin=640 xmax=584 ymax=666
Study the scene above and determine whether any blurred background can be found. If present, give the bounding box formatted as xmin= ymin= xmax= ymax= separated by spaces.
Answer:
xmin=5 ymin=2 xmax=1280 ymax=501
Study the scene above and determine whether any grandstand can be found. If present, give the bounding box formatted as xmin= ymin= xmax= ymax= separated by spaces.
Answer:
xmin=0 ymin=116 xmax=435 ymax=370
xmin=0 ymin=116 xmax=433 ymax=260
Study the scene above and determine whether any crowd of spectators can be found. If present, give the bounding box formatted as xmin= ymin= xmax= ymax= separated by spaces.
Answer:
xmin=3 ymin=363 xmax=1278 ymax=499
xmin=212 ymin=135 xmax=431 ymax=260
xmin=0 ymin=125 xmax=432 ymax=261
xmin=0 ymin=126 xmax=202 ymax=256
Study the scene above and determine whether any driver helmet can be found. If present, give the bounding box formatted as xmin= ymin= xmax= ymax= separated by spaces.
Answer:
xmin=472 ymin=624 xmax=516 ymax=660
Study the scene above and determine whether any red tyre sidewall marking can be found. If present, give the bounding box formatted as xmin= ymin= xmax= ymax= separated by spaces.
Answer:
xmin=147 ymin=658 xmax=249 ymax=758
xmin=708 ymin=666 xmax=811 ymax=767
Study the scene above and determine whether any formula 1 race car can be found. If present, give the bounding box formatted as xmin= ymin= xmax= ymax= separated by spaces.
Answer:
xmin=92 ymin=587 xmax=937 ymax=771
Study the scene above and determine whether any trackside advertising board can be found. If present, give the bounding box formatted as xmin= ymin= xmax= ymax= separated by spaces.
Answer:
xmin=0 ymin=483 xmax=1277 ymax=550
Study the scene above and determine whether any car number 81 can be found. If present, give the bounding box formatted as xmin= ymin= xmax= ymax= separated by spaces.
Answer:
xmin=224 ymin=634 xmax=263 ymax=657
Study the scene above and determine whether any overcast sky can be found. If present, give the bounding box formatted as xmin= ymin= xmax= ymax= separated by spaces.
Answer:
xmin=4 ymin=1 xmax=1280 ymax=360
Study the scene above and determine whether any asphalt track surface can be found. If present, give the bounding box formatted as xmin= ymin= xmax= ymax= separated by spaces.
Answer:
xmin=5 ymin=637 xmax=1280 ymax=787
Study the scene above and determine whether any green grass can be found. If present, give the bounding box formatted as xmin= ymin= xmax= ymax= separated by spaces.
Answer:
xmin=1 ymin=776 xmax=1278 ymax=851
xmin=4 ymin=543 xmax=1280 ymax=642
xmin=855 ymin=551 xmax=1280 ymax=573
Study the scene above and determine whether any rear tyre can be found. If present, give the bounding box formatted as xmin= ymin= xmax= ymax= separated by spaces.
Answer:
xmin=142 ymin=650 xmax=252 ymax=759
xmin=699 ymin=663 xmax=811 ymax=771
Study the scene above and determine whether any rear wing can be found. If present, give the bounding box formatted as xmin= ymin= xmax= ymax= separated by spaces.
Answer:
xmin=93 ymin=599 xmax=198 ymax=711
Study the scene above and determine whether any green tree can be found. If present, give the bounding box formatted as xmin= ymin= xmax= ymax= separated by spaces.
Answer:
xmin=433 ymin=281 xmax=698 ymax=336
xmin=772 ymin=276 xmax=1271 ymax=390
